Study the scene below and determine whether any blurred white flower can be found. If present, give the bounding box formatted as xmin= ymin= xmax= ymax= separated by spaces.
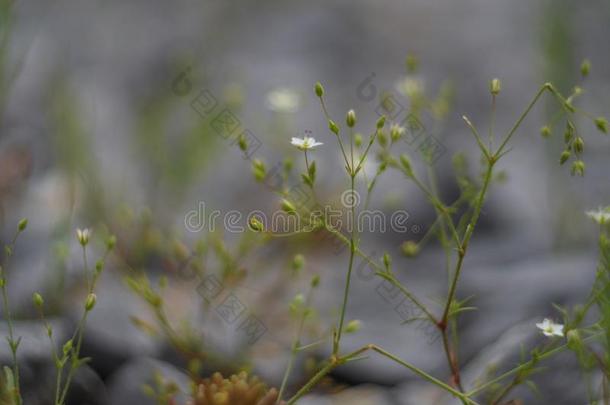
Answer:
xmin=291 ymin=136 xmax=323 ymax=151
xmin=395 ymin=76 xmax=424 ymax=99
xmin=536 ymin=318 xmax=564 ymax=337
xmin=265 ymin=87 xmax=301 ymax=113
xmin=76 ymin=228 xmax=91 ymax=246
xmin=586 ymin=207 xmax=610 ymax=225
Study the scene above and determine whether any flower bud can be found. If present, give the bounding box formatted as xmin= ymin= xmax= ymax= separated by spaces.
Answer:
xmin=311 ymin=275 xmax=320 ymax=288
xmin=354 ymin=133 xmax=363 ymax=147
xmin=237 ymin=134 xmax=248 ymax=152
xmin=489 ymin=78 xmax=501 ymax=95
xmin=401 ymin=240 xmax=420 ymax=257
xmin=346 ymin=109 xmax=356 ymax=128
xmin=106 ymin=235 xmax=117 ymax=250
xmin=248 ymin=216 xmax=264 ymax=232
xmin=580 ymin=59 xmax=591 ymax=77
xmin=345 ymin=319 xmax=362 ymax=333
xmin=329 ymin=120 xmax=340 ymax=135
xmin=383 ymin=253 xmax=391 ymax=270
xmin=76 ymin=228 xmax=90 ymax=246
xmin=32 ymin=292 xmax=44 ymax=308
xmin=406 ymin=54 xmax=419 ymax=73
xmin=252 ymin=159 xmax=266 ymax=182
xmin=377 ymin=131 xmax=388 ymax=147
xmin=292 ymin=254 xmax=305 ymax=272
xmin=289 ymin=293 xmax=305 ymax=314
xmin=314 ymin=82 xmax=324 ymax=98
xmin=281 ymin=199 xmax=297 ymax=215
xmin=85 ymin=293 xmax=97 ymax=311
xmin=571 ymin=160 xmax=585 ymax=177
xmin=18 ymin=218 xmax=28 ymax=232
xmin=559 ymin=150 xmax=571 ymax=165
xmin=595 ymin=117 xmax=608 ymax=134
xmin=564 ymin=121 xmax=575 ymax=143
xmin=63 ymin=340 xmax=73 ymax=355
xmin=567 ymin=329 xmax=582 ymax=350
xmin=95 ymin=260 xmax=104 ymax=274
xmin=390 ymin=124 xmax=405 ymax=142
xmin=540 ymin=126 xmax=551 ymax=138
xmin=376 ymin=115 xmax=386 ymax=129
xmin=574 ymin=137 xmax=584 ymax=154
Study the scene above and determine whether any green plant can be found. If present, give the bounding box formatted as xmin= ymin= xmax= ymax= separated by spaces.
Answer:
xmin=32 ymin=229 xmax=115 ymax=405
xmin=244 ymin=57 xmax=609 ymax=404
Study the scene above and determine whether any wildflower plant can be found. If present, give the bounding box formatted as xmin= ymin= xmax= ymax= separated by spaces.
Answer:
xmin=245 ymin=57 xmax=610 ymax=404
xmin=30 ymin=229 xmax=115 ymax=405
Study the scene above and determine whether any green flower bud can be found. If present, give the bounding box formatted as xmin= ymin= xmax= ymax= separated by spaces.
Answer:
xmin=401 ymin=240 xmax=420 ymax=257
xmin=311 ymin=275 xmax=320 ymax=288
xmin=18 ymin=218 xmax=28 ymax=232
xmin=281 ymin=199 xmax=297 ymax=215
xmin=377 ymin=131 xmax=388 ymax=147
xmin=595 ymin=117 xmax=608 ymax=134
xmin=62 ymin=340 xmax=73 ymax=355
xmin=85 ymin=293 xmax=97 ymax=311
xmin=248 ymin=216 xmax=264 ymax=232
xmin=406 ymin=54 xmax=419 ymax=73
xmin=345 ymin=319 xmax=362 ymax=334
xmin=106 ymin=235 xmax=117 ymax=250
xmin=314 ymin=82 xmax=324 ymax=98
xmin=95 ymin=260 xmax=104 ymax=274
xmin=376 ymin=115 xmax=386 ymax=129
xmin=354 ymin=133 xmax=363 ymax=147
xmin=559 ymin=150 xmax=571 ymax=165
xmin=237 ymin=134 xmax=248 ymax=152
xmin=252 ymin=159 xmax=266 ymax=182
xmin=292 ymin=254 xmax=305 ymax=272
xmin=383 ymin=253 xmax=391 ymax=270
xmin=33 ymin=292 xmax=44 ymax=308
xmin=540 ymin=126 xmax=552 ymax=138
xmin=0 ymin=277 xmax=4 ymax=288
xmin=580 ymin=59 xmax=591 ymax=77
xmin=571 ymin=160 xmax=585 ymax=177
xmin=489 ymin=78 xmax=501 ymax=95
xmin=329 ymin=120 xmax=340 ymax=135
xmin=567 ymin=329 xmax=582 ymax=350
xmin=346 ymin=109 xmax=357 ymax=128
xmin=289 ymin=293 xmax=305 ymax=314
xmin=574 ymin=137 xmax=584 ymax=154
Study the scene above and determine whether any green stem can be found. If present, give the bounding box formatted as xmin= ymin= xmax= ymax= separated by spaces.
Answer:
xmin=277 ymin=288 xmax=314 ymax=403
xmin=1 ymin=229 xmax=23 ymax=405
xmin=334 ymin=174 xmax=356 ymax=354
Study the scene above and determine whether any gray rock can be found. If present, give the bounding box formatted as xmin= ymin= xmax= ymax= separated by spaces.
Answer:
xmin=106 ymin=357 xmax=191 ymax=405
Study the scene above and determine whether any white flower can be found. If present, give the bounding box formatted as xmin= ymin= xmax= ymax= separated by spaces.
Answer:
xmin=291 ymin=136 xmax=323 ymax=151
xmin=586 ymin=207 xmax=610 ymax=225
xmin=76 ymin=228 xmax=91 ymax=246
xmin=265 ymin=87 xmax=301 ymax=113
xmin=395 ymin=76 xmax=424 ymax=98
xmin=536 ymin=318 xmax=564 ymax=337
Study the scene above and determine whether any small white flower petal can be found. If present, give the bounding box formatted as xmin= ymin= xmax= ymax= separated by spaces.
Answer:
xmin=536 ymin=318 xmax=564 ymax=338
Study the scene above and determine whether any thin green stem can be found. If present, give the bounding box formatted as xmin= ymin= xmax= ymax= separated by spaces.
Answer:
xmin=1 ymin=229 xmax=24 ymax=405
xmin=495 ymin=84 xmax=550 ymax=157
xmin=334 ymin=174 xmax=356 ymax=354
xmin=277 ymin=288 xmax=314 ymax=403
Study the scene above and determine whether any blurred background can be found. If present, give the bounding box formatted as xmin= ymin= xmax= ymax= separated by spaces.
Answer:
xmin=1 ymin=0 xmax=609 ymax=404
